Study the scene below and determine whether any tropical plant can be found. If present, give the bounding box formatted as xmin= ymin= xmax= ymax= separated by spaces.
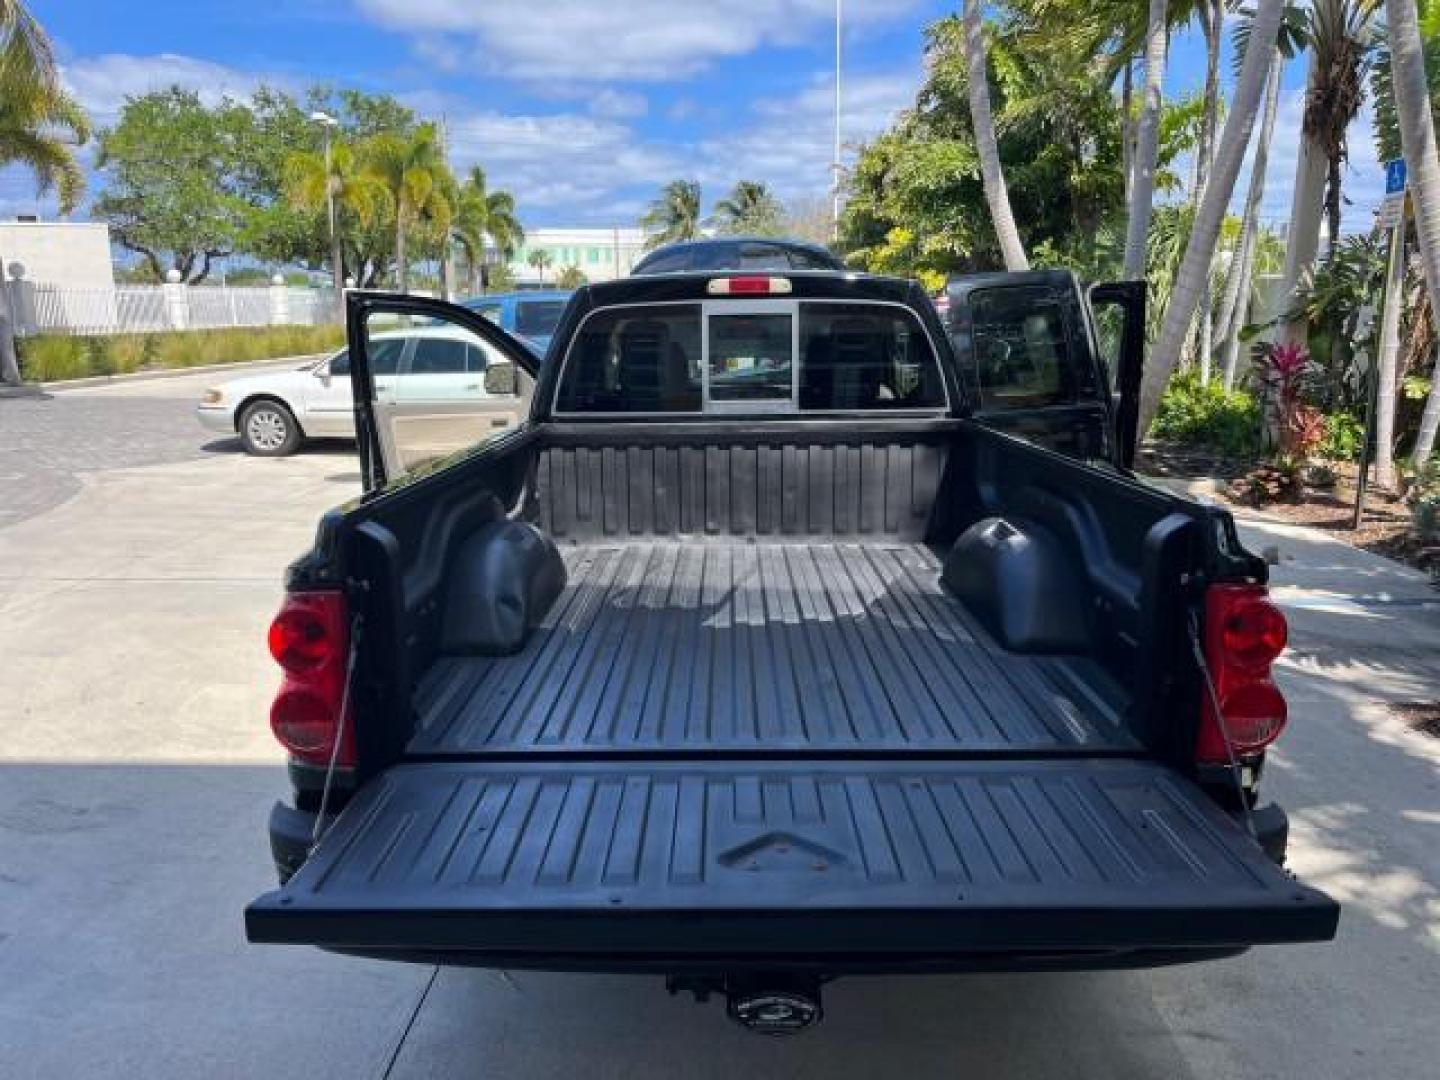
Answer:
xmin=640 ymin=180 xmax=702 ymax=249
xmin=711 ymin=180 xmax=785 ymax=236
xmin=283 ymin=139 xmax=387 ymax=287
xmin=962 ymin=0 xmax=1028 ymax=270
xmin=1151 ymin=369 xmax=1263 ymax=456
xmin=527 ymin=248 xmax=553 ymax=285
xmin=1139 ymin=0 xmax=1285 ymax=436
xmin=555 ymin=264 xmax=587 ymax=289
xmin=453 ymin=166 xmax=524 ymax=293
xmin=0 ymin=11 xmax=88 ymax=214
xmin=362 ymin=122 xmax=451 ymax=292
xmin=1293 ymin=232 xmax=1386 ymax=413
xmin=0 ymin=0 xmax=89 ymax=384
xmin=1256 ymin=342 xmax=1328 ymax=457
xmin=842 ymin=10 xmax=1127 ymax=279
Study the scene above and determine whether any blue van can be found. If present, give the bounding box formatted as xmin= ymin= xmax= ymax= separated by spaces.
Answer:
xmin=459 ymin=291 xmax=572 ymax=355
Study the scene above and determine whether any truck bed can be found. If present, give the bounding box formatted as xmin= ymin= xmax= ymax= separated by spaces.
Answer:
xmin=408 ymin=541 xmax=1136 ymax=757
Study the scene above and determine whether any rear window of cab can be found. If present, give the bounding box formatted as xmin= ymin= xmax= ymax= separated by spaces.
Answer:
xmin=555 ymin=301 xmax=948 ymax=415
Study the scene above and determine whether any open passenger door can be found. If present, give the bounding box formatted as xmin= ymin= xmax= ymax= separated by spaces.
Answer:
xmin=345 ymin=292 xmax=543 ymax=492
xmin=943 ymin=272 xmax=1145 ymax=469
xmin=1088 ymin=280 xmax=1146 ymax=469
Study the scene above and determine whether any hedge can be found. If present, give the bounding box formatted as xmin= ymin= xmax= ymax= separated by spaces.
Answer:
xmin=17 ymin=325 xmax=346 ymax=382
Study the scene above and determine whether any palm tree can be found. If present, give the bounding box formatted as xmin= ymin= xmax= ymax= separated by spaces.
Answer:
xmin=362 ymin=122 xmax=451 ymax=293
xmin=1139 ymin=0 xmax=1286 ymax=435
xmin=527 ymin=248 xmax=553 ymax=285
xmin=1277 ymin=0 xmax=1382 ymax=344
xmin=453 ymin=166 xmax=524 ymax=293
xmin=1124 ymin=0 xmax=1171 ymax=278
xmin=640 ymin=180 xmax=702 ymax=249
xmin=711 ymin=180 xmax=784 ymax=235
xmin=283 ymin=139 xmax=387 ymax=290
xmin=962 ymin=0 xmax=1029 ymax=270
xmin=1215 ymin=3 xmax=1306 ymax=388
xmin=1387 ymin=0 xmax=1440 ymax=463
xmin=1216 ymin=53 xmax=1285 ymax=389
xmin=1 ymin=0 xmax=88 ymax=385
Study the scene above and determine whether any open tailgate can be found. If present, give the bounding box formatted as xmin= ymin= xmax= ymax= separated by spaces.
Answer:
xmin=247 ymin=759 xmax=1337 ymax=958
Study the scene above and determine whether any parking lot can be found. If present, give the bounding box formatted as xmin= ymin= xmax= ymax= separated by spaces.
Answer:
xmin=1 ymin=368 xmax=1438 ymax=1078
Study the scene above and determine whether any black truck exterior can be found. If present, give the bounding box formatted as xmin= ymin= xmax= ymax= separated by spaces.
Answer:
xmin=246 ymin=269 xmax=1336 ymax=1030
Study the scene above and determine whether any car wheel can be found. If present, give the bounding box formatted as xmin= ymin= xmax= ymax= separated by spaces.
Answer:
xmin=239 ymin=400 xmax=301 ymax=456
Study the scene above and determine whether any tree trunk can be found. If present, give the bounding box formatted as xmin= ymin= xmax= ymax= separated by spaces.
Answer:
xmin=395 ymin=214 xmax=409 ymax=293
xmin=1123 ymin=0 xmax=1169 ymax=279
xmin=1374 ymin=225 xmax=1406 ymax=488
xmin=962 ymin=0 xmax=1029 ymax=271
xmin=1218 ymin=51 xmax=1284 ymax=389
xmin=330 ymin=220 xmax=346 ymax=293
xmin=1122 ymin=60 xmax=1135 ymax=206
xmin=1138 ymin=0 xmax=1284 ymax=436
xmin=1389 ymin=0 xmax=1440 ymax=464
xmin=1277 ymin=55 xmax=1328 ymax=346
xmin=1196 ymin=0 xmax=1223 ymax=200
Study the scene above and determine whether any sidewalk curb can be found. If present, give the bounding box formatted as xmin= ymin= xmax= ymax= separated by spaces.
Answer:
xmin=35 ymin=352 xmax=331 ymax=392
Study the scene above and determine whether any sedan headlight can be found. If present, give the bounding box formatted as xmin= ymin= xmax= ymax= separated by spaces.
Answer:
xmin=200 ymin=388 xmax=223 ymax=405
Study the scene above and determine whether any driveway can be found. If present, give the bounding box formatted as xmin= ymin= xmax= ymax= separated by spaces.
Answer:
xmin=0 ymin=376 xmax=1436 ymax=1078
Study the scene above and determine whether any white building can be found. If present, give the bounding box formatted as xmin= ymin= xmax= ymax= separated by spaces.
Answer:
xmin=0 ymin=221 xmax=114 ymax=288
xmin=505 ymin=227 xmax=648 ymax=287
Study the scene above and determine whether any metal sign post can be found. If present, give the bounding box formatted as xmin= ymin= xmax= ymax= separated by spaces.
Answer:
xmin=1355 ymin=159 xmax=1408 ymax=529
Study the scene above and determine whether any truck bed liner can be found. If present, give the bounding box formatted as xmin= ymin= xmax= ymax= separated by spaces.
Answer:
xmin=247 ymin=759 xmax=1338 ymax=955
xmin=409 ymin=542 xmax=1135 ymax=756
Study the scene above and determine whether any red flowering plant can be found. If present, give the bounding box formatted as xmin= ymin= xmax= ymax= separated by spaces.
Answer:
xmin=1255 ymin=343 xmax=1325 ymax=459
xmin=1231 ymin=343 xmax=1324 ymax=505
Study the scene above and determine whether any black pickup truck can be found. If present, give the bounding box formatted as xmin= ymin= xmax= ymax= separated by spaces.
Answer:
xmin=246 ymin=269 xmax=1337 ymax=1033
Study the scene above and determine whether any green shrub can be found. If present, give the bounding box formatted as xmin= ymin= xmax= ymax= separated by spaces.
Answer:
xmin=1151 ymin=371 xmax=1262 ymax=458
xmin=16 ymin=325 xmax=345 ymax=382
xmin=1318 ymin=411 xmax=1364 ymax=462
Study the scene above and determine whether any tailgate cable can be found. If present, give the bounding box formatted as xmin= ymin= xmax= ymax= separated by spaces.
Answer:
xmin=311 ymin=615 xmax=361 ymax=848
xmin=1187 ymin=611 xmax=1258 ymax=840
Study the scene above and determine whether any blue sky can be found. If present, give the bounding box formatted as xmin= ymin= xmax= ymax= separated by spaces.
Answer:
xmin=4 ymin=1 xmax=1389 ymax=235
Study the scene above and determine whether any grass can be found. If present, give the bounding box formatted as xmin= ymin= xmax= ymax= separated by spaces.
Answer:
xmin=16 ymin=325 xmax=347 ymax=382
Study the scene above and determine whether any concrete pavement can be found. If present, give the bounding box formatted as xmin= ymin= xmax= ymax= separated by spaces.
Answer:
xmin=0 ymin=383 xmax=1436 ymax=1077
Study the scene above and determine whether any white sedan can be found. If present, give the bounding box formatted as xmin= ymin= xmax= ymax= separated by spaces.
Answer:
xmin=196 ymin=326 xmax=525 ymax=457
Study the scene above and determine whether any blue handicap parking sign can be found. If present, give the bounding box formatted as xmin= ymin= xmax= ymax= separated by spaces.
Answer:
xmin=1386 ymin=159 xmax=1407 ymax=194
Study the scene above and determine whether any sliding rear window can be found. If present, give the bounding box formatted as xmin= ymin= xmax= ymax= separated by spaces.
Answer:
xmin=555 ymin=301 xmax=946 ymax=415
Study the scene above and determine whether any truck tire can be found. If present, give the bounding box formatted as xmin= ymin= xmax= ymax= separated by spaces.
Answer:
xmin=240 ymin=399 xmax=302 ymax=457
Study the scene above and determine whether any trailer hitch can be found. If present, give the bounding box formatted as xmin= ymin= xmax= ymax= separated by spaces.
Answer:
xmin=666 ymin=974 xmax=824 ymax=1034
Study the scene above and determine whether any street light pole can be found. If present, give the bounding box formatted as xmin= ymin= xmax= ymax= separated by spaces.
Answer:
xmin=309 ymin=111 xmax=341 ymax=312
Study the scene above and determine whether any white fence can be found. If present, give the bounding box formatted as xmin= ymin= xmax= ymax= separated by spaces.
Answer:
xmin=4 ymin=280 xmax=340 ymax=336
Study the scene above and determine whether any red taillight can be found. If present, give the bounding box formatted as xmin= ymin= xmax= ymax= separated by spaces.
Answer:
xmin=1197 ymin=583 xmax=1289 ymax=763
xmin=267 ymin=590 xmax=352 ymax=767
xmin=707 ymin=275 xmax=793 ymax=296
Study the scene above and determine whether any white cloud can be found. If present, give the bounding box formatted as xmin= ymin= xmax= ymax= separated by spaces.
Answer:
xmin=588 ymin=88 xmax=648 ymax=120
xmin=439 ymin=108 xmax=683 ymax=217
xmin=357 ymin=0 xmax=924 ymax=82
xmin=696 ymin=71 xmax=917 ymax=203
xmin=61 ymin=52 xmax=295 ymax=123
